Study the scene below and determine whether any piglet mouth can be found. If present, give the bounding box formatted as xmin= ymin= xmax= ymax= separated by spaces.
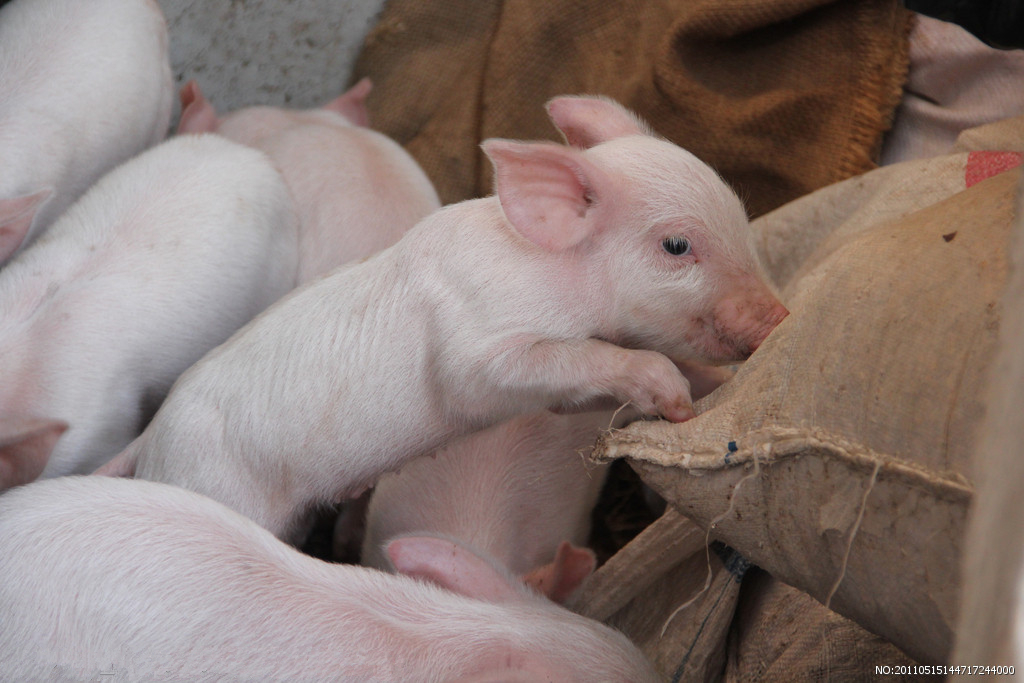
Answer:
xmin=697 ymin=299 xmax=789 ymax=362
xmin=702 ymin=323 xmax=758 ymax=363
xmin=743 ymin=303 xmax=790 ymax=353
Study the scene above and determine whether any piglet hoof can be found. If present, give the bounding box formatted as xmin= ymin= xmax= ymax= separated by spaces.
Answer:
xmin=618 ymin=350 xmax=695 ymax=422
xmin=661 ymin=400 xmax=696 ymax=423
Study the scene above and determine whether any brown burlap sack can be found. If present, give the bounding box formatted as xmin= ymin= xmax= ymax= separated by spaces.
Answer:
xmin=950 ymin=175 xmax=1024 ymax=675
xmin=725 ymin=570 xmax=926 ymax=682
xmin=569 ymin=508 xmax=748 ymax=682
xmin=572 ymin=511 xmax=927 ymax=682
xmin=594 ymin=117 xmax=1024 ymax=664
xmin=353 ymin=0 xmax=911 ymax=217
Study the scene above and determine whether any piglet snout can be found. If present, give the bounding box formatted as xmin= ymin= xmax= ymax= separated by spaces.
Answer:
xmin=746 ymin=299 xmax=789 ymax=353
xmin=712 ymin=288 xmax=789 ymax=360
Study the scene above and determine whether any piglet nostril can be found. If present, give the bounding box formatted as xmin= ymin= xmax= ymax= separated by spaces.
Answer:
xmin=747 ymin=303 xmax=789 ymax=354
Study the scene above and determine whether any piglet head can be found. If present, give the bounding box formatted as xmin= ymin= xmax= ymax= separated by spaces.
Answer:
xmin=551 ymin=96 xmax=788 ymax=363
xmin=484 ymin=96 xmax=787 ymax=365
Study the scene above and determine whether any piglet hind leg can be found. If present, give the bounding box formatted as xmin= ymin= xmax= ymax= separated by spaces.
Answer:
xmin=495 ymin=338 xmax=695 ymax=423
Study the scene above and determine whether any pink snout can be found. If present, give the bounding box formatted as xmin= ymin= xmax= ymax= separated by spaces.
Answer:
xmin=747 ymin=299 xmax=789 ymax=352
xmin=710 ymin=291 xmax=789 ymax=360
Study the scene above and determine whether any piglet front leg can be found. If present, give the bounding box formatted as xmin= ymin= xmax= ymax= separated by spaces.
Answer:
xmin=494 ymin=338 xmax=696 ymax=423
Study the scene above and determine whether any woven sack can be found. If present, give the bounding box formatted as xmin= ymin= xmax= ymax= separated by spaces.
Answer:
xmin=594 ymin=116 xmax=1024 ymax=664
xmin=571 ymin=513 xmax=925 ymax=681
xmin=950 ymin=172 xmax=1024 ymax=673
xmin=352 ymin=0 xmax=910 ymax=216
xmin=725 ymin=571 xmax=925 ymax=681
xmin=569 ymin=508 xmax=749 ymax=682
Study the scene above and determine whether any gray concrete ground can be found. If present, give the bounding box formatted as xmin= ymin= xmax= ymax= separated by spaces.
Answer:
xmin=157 ymin=0 xmax=388 ymax=117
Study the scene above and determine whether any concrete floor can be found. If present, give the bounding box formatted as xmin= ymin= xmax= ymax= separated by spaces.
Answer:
xmin=157 ymin=0 xmax=388 ymax=116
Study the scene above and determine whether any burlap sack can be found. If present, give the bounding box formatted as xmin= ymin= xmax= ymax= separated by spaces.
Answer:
xmin=594 ymin=117 xmax=1024 ymax=665
xmin=353 ymin=0 xmax=910 ymax=216
xmin=572 ymin=512 xmax=926 ymax=682
xmin=726 ymin=570 xmax=927 ymax=682
xmin=950 ymin=175 xmax=1024 ymax=675
xmin=569 ymin=508 xmax=748 ymax=682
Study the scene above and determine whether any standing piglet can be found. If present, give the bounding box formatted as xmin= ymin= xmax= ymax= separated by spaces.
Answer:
xmin=0 ymin=476 xmax=660 ymax=682
xmin=0 ymin=0 xmax=173 ymax=263
xmin=0 ymin=134 xmax=298 ymax=483
xmin=177 ymin=78 xmax=440 ymax=283
xmin=100 ymin=96 xmax=787 ymax=543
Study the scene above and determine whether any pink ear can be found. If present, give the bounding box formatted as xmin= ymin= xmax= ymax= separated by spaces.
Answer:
xmin=0 ymin=188 xmax=52 ymax=262
xmin=546 ymin=96 xmax=650 ymax=149
xmin=482 ymin=139 xmax=610 ymax=252
xmin=91 ymin=449 xmax=136 ymax=478
xmin=521 ymin=541 xmax=596 ymax=603
xmin=0 ymin=418 xmax=67 ymax=491
xmin=387 ymin=536 xmax=520 ymax=603
xmin=323 ymin=77 xmax=372 ymax=127
xmin=453 ymin=666 xmax=563 ymax=683
xmin=177 ymin=80 xmax=220 ymax=134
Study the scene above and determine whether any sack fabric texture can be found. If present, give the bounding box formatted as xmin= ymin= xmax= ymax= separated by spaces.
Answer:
xmin=950 ymin=172 xmax=1024 ymax=672
xmin=352 ymin=0 xmax=912 ymax=217
xmin=594 ymin=117 xmax=1024 ymax=665
xmin=569 ymin=507 xmax=927 ymax=681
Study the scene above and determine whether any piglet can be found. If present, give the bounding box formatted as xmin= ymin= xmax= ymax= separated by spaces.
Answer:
xmin=359 ymin=410 xmax=615 ymax=603
xmin=0 ymin=476 xmax=660 ymax=682
xmin=177 ymin=78 xmax=440 ymax=283
xmin=99 ymin=96 xmax=787 ymax=543
xmin=0 ymin=0 xmax=173 ymax=263
xmin=359 ymin=364 xmax=735 ymax=602
xmin=1 ymin=134 xmax=298 ymax=480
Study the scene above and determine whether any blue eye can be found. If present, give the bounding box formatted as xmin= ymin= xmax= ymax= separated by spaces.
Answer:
xmin=662 ymin=236 xmax=691 ymax=256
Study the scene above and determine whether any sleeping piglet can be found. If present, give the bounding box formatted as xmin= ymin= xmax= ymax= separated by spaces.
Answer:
xmin=0 ymin=476 xmax=660 ymax=682
xmin=98 ymin=96 xmax=787 ymax=543
xmin=0 ymin=134 xmax=297 ymax=484
xmin=0 ymin=0 xmax=173 ymax=263
xmin=176 ymin=78 xmax=440 ymax=283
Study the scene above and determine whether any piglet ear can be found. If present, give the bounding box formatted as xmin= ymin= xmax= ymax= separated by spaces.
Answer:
xmin=482 ymin=139 xmax=610 ymax=252
xmin=453 ymin=668 xmax=559 ymax=683
xmin=546 ymin=96 xmax=651 ymax=149
xmin=177 ymin=80 xmax=220 ymax=134
xmin=522 ymin=541 xmax=596 ymax=603
xmin=387 ymin=535 xmax=520 ymax=603
xmin=323 ymin=77 xmax=372 ymax=127
xmin=0 ymin=188 xmax=52 ymax=262
xmin=0 ymin=418 xmax=67 ymax=491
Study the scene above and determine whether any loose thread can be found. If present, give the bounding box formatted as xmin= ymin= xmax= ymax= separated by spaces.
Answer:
xmin=659 ymin=443 xmax=762 ymax=638
xmin=825 ymin=460 xmax=881 ymax=609
xmin=607 ymin=400 xmax=635 ymax=431
xmin=659 ymin=545 xmax=714 ymax=639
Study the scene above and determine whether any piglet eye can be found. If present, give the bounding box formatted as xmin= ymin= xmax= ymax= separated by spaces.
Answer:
xmin=662 ymin=236 xmax=692 ymax=256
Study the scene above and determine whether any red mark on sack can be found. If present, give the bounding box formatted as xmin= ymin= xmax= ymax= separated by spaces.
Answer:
xmin=966 ymin=151 xmax=1023 ymax=188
